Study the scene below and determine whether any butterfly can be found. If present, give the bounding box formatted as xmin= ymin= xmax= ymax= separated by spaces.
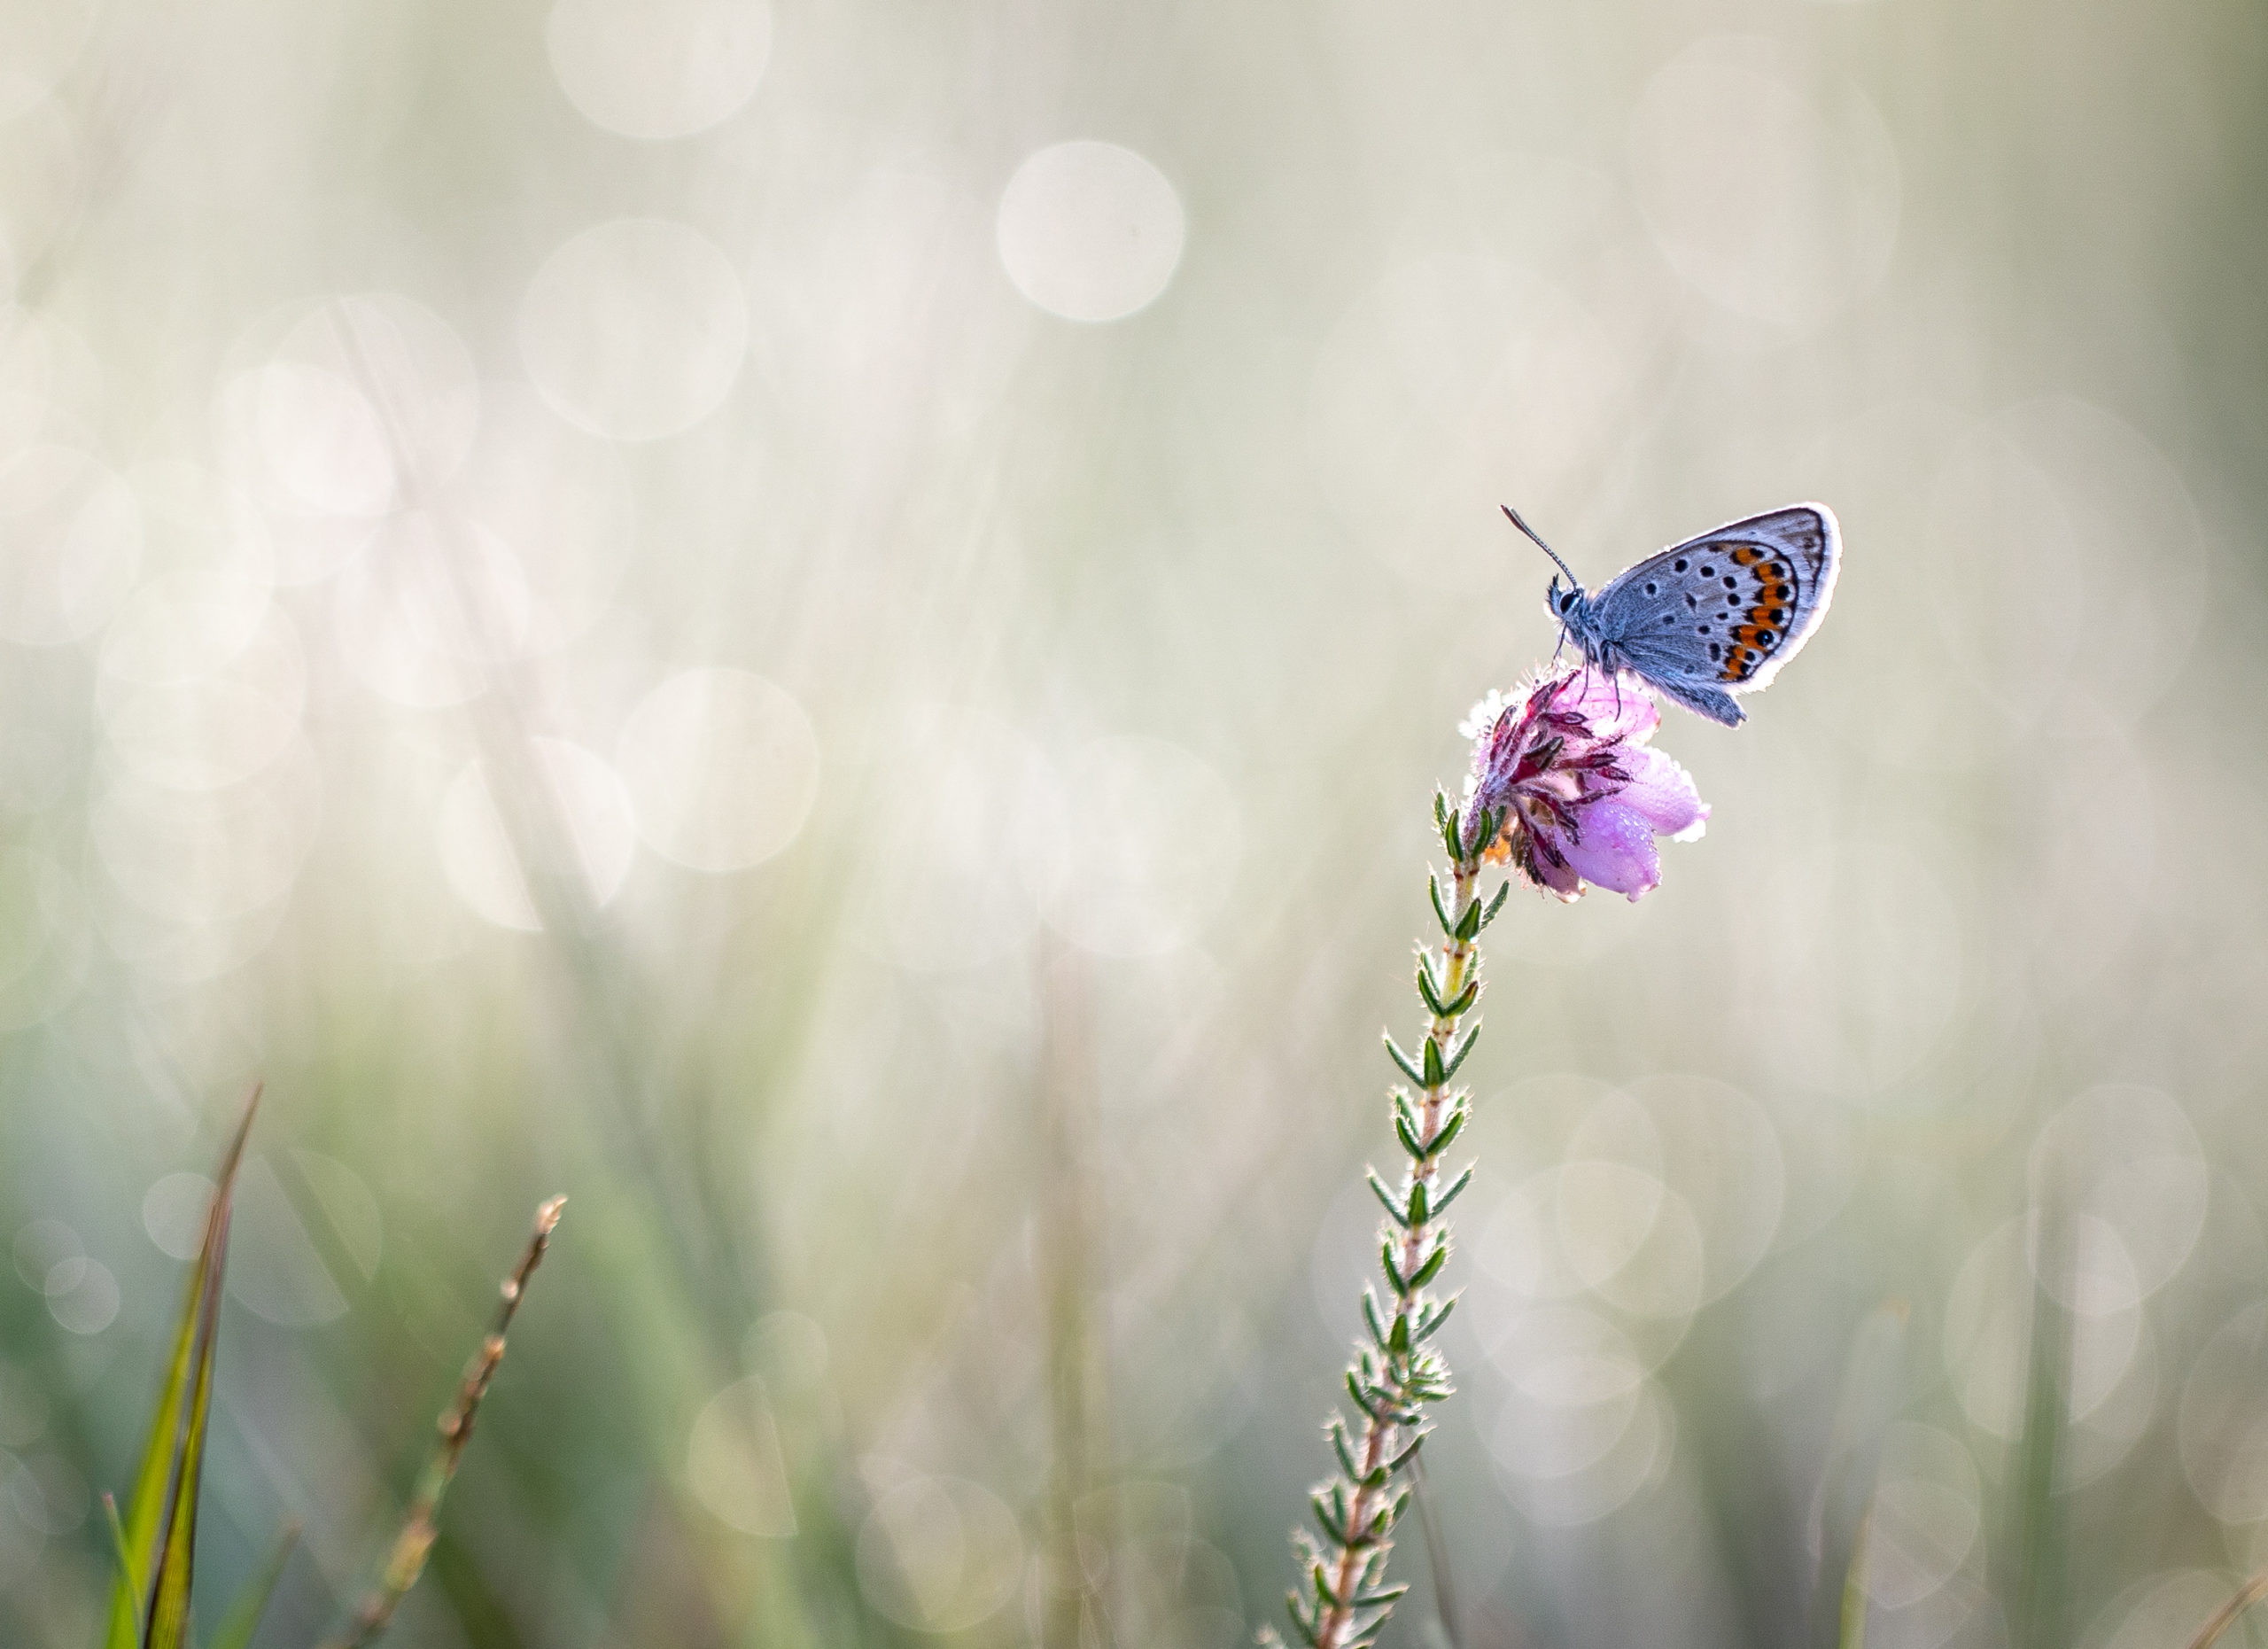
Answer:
xmin=1501 ymin=502 xmax=1842 ymax=726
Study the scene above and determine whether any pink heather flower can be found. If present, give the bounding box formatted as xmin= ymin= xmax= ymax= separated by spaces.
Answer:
xmin=1456 ymin=666 xmax=1708 ymax=902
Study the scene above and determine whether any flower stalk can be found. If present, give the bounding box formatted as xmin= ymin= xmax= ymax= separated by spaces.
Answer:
xmin=1273 ymin=663 xmax=1707 ymax=1648
xmin=321 ymin=1195 xmax=566 ymax=1649
xmin=1279 ymin=795 xmax=1510 ymax=1649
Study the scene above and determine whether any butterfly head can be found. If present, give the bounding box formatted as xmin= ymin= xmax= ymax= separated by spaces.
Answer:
xmin=1504 ymin=505 xmax=1588 ymax=630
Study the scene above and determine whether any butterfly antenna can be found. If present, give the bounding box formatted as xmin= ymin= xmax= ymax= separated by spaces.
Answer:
xmin=1501 ymin=503 xmax=1581 ymax=587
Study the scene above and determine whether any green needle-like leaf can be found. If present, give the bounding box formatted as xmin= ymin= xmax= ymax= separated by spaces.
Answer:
xmin=1413 ymin=1295 xmax=1457 ymax=1344
xmin=1436 ymin=1026 xmax=1480 ymax=1085
xmin=1328 ymin=1420 xmax=1360 ymax=1480
xmin=1414 ymin=959 xmax=1448 ymax=1016
xmin=1379 ymin=1238 xmax=1408 ymax=1295
xmin=1408 ymin=1242 xmax=1449 ymax=1289
xmin=1366 ymin=1171 xmax=1410 ymax=1229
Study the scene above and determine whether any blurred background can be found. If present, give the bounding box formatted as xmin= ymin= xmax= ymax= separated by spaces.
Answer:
xmin=1 ymin=0 xmax=2265 ymax=1645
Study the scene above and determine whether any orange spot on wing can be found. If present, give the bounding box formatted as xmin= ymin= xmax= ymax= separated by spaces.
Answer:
xmin=1732 ymin=546 xmax=1761 ymax=565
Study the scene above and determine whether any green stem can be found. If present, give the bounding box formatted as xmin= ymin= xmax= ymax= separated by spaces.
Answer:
xmin=1280 ymin=797 xmax=1504 ymax=1649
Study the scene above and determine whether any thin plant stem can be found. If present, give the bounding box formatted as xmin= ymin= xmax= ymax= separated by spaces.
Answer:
xmin=1408 ymin=1452 xmax=1461 ymax=1649
xmin=2007 ymin=1184 xmax=2072 ymax=1649
xmin=2188 ymin=1570 xmax=2268 ymax=1649
xmin=1276 ymin=795 xmax=1511 ymax=1649
xmin=322 ymin=1196 xmax=565 ymax=1649
xmin=1039 ymin=937 xmax=1113 ymax=1648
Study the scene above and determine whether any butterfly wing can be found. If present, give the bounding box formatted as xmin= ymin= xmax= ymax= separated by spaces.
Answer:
xmin=1592 ymin=504 xmax=1840 ymax=714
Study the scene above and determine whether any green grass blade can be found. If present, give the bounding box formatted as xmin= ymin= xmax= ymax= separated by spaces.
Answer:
xmin=102 ymin=1493 xmax=131 ymax=1578
xmin=144 ymin=1213 xmax=230 ymax=1649
xmin=1808 ymin=1300 xmax=1907 ymax=1649
xmin=102 ymin=1088 xmax=260 ymax=1649
xmin=102 ymin=1232 xmax=209 ymax=1649
xmin=1838 ymin=1505 xmax=1870 ymax=1649
xmin=209 ymin=1522 xmax=299 ymax=1649
xmin=2007 ymin=1203 xmax=2073 ymax=1649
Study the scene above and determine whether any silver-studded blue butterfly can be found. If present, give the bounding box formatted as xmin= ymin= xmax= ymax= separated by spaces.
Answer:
xmin=1502 ymin=502 xmax=1842 ymax=727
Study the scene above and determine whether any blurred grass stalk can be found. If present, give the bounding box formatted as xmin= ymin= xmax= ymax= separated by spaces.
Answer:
xmin=2006 ymin=1173 xmax=2074 ymax=1649
xmin=1037 ymin=938 xmax=1116 ymax=1647
xmin=2187 ymin=1571 xmax=2268 ymax=1649
xmin=334 ymin=313 xmax=897 ymax=1643
xmin=1807 ymin=1301 xmax=1907 ymax=1649
xmin=322 ymin=1194 xmax=567 ymax=1648
xmin=99 ymin=1083 xmax=569 ymax=1649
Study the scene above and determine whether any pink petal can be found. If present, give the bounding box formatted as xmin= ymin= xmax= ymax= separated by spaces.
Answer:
xmin=1552 ymin=668 xmax=1658 ymax=743
xmin=1559 ymin=799 xmax=1662 ymax=901
xmin=1613 ymin=747 xmax=1709 ymax=838
xmin=1524 ymin=827 xmax=1584 ymax=898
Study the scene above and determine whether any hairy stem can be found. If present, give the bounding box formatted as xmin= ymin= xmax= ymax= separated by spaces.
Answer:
xmin=1278 ymin=796 xmax=1508 ymax=1649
